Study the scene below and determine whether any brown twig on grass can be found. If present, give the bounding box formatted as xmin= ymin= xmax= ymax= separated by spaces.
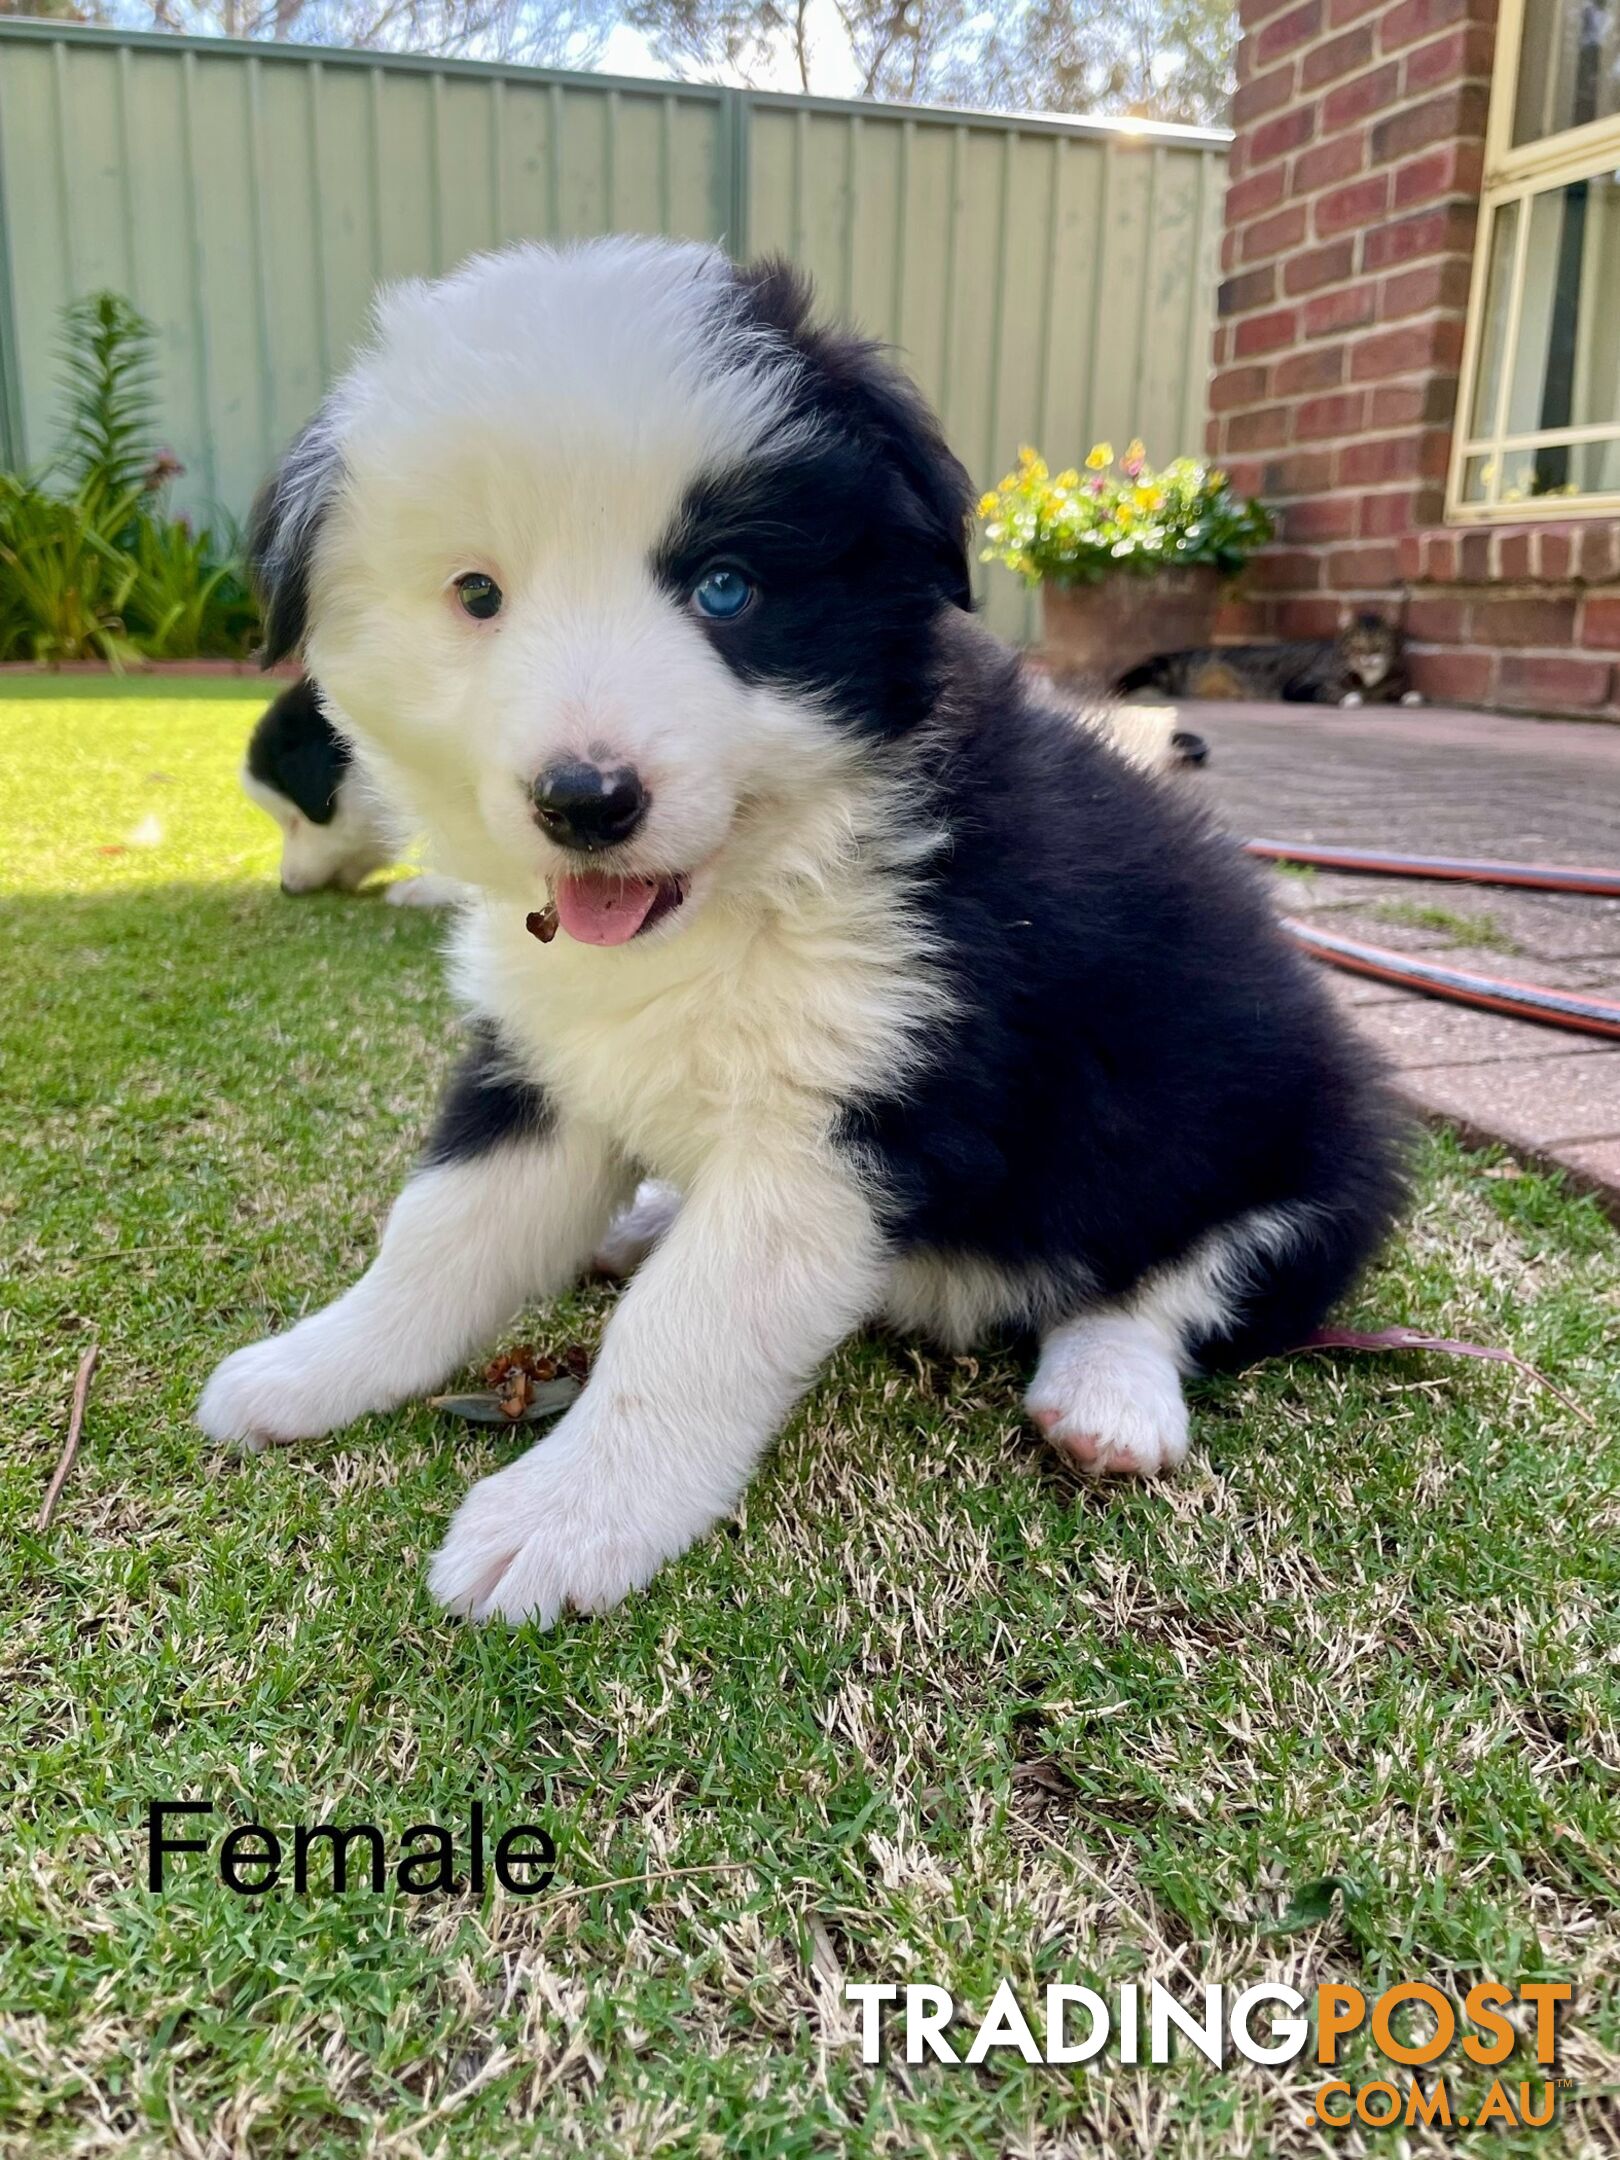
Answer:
xmin=37 ymin=1343 xmax=98 ymax=1532
xmin=1299 ymin=1325 xmax=1599 ymax=1433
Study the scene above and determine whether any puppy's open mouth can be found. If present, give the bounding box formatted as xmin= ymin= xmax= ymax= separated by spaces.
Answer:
xmin=548 ymin=870 xmax=690 ymax=947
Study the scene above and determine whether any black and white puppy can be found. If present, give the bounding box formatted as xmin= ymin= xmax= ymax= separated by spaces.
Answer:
xmin=243 ymin=676 xmax=457 ymax=904
xmin=242 ymin=677 xmax=392 ymax=894
xmin=198 ymin=239 xmax=1403 ymax=1626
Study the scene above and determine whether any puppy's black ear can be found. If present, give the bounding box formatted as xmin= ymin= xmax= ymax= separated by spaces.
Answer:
xmin=737 ymin=257 xmax=976 ymax=611
xmin=248 ymin=680 xmax=348 ymax=824
xmin=833 ymin=342 xmax=976 ymax=611
xmin=248 ymin=404 xmax=343 ymax=668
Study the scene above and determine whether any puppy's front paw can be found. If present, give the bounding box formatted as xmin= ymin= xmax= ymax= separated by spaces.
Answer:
xmin=1025 ymin=1318 xmax=1190 ymax=1478
xmin=427 ymin=1407 xmax=707 ymax=1625
xmin=197 ymin=1334 xmax=343 ymax=1452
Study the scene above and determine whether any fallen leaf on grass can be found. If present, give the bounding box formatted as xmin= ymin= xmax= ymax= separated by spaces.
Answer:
xmin=429 ymin=1378 xmax=581 ymax=1427
xmin=429 ymin=1342 xmax=592 ymax=1427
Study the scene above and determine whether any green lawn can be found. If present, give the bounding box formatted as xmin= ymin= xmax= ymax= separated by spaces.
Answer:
xmin=3 ymin=678 xmax=1617 ymax=2158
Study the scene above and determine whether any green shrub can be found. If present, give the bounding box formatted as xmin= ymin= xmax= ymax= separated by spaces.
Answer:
xmin=978 ymin=440 xmax=1274 ymax=588
xmin=0 ymin=290 xmax=258 ymax=666
xmin=122 ymin=506 xmax=259 ymax=659
xmin=0 ymin=474 xmax=145 ymax=668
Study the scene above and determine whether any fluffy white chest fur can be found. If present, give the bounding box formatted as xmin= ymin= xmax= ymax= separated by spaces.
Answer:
xmin=451 ymin=846 xmax=942 ymax=1186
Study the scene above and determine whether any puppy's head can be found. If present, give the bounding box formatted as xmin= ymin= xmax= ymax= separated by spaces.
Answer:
xmin=249 ymin=240 xmax=972 ymax=944
xmin=242 ymin=677 xmax=393 ymax=894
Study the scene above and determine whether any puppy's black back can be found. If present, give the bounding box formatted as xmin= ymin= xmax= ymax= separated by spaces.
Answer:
xmin=845 ymin=617 xmax=1405 ymax=1365
xmin=246 ymin=678 xmax=349 ymax=824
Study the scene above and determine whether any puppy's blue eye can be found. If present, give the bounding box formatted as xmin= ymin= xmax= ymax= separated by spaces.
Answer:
xmin=692 ymin=567 xmax=753 ymax=621
xmin=455 ymin=571 xmax=502 ymax=620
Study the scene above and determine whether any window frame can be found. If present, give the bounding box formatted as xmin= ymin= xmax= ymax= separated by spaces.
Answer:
xmin=1448 ymin=0 xmax=1620 ymax=522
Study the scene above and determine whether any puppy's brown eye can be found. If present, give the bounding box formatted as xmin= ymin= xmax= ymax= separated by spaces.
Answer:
xmin=455 ymin=572 xmax=503 ymax=621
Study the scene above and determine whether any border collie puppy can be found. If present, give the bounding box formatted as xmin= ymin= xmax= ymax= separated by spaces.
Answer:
xmin=197 ymin=240 xmax=1403 ymax=1626
xmin=243 ymin=677 xmax=391 ymax=894
xmin=243 ymin=677 xmax=457 ymax=904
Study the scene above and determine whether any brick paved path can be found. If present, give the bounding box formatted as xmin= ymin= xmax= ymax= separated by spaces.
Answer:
xmin=1174 ymin=701 xmax=1620 ymax=1215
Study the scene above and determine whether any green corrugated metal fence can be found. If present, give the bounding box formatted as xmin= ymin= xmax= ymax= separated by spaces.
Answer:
xmin=0 ymin=21 xmax=1228 ymax=639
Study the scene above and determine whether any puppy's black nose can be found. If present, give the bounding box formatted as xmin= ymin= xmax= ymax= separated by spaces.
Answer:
xmin=529 ymin=760 xmax=648 ymax=851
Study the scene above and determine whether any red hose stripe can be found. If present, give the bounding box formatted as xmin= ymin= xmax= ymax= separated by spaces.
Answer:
xmin=1280 ymin=919 xmax=1620 ymax=1039
xmin=1247 ymin=841 xmax=1620 ymax=898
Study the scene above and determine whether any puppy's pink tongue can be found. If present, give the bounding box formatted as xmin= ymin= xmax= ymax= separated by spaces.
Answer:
xmin=552 ymin=872 xmax=660 ymax=947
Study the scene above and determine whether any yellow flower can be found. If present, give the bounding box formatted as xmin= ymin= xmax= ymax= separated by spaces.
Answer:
xmin=1054 ymin=468 xmax=1080 ymax=489
xmin=978 ymin=492 xmax=999 ymax=516
xmin=1085 ymin=443 xmax=1112 ymax=471
xmin=1125 ymin=438 xmax=1146 ymax=467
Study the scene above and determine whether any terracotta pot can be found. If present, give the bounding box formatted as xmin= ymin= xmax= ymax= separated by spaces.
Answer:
xmin=1040 ymin=566 xmax=1223 ymax=685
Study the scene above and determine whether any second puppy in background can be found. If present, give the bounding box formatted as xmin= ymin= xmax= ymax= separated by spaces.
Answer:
xmin=243 ymin=677 xmax=457 ymax=905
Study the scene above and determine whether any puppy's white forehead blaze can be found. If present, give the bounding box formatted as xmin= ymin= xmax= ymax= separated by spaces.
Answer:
xmin=328 ymin=239 xmax=798 ymax=573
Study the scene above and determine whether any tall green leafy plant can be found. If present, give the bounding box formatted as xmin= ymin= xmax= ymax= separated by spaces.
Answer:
xmin=0 ymin=289 xmax=259 ymax=666
xmin=56 ymin=292 xmax=160 ymax=515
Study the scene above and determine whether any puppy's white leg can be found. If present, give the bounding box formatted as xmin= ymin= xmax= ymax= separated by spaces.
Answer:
xmin=592 ymin=1178 xmax=682 ymax=1278
xmin=429 ymin=1148 xmax=885 ymax=1625
xmin=1025 ymin=1311 xmax=1190 ymax=1478
xmin=1026 ymin=1208 xmax=1300 ymax=1477
xmin=197 ymin=1122 xmax=625 ymax=1450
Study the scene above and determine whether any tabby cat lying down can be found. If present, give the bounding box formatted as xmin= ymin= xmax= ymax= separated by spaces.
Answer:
xmin=1118 ymin=612 xmax=1420 ymax=708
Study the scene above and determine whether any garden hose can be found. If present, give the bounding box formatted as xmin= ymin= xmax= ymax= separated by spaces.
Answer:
xmin=1248 ymin=841 xmax=1620 ymax=1040
xmin=1278 ymin=919 xmax=1620 ymax=1040
xmin=1246 ymin=840 xmax=1620 ymax=898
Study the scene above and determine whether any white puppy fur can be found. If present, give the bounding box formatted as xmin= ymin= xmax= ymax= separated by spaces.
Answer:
xmin=1023 ymin=1208 xmax=1301 ymax=1475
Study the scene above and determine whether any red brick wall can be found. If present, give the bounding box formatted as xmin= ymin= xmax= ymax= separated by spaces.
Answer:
xmin=1211 ymin=0 xmax=1620 ymax=718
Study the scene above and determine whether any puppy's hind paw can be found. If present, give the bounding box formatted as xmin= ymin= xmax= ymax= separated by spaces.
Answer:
xmin=1025 ymin=1316 xmax=1190 ymax=1479
xmin=591 ymin=1179 xmax=681 ymax=1279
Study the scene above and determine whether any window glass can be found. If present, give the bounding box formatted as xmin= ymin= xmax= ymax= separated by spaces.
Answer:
xmin=1513 ymin=0 xmax=1620 ymax=145
xmin=1567 ymin=436 xmax=1620 ymax=491
xmin=1504 ymin=172 xmax=1620 ymax=437
xmin=1466 ymin=200 xmax=1521 ymax=436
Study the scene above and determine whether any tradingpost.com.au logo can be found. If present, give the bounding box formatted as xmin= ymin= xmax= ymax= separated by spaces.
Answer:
xmin=845 ymin=1977 xmax=1571 ymax=2131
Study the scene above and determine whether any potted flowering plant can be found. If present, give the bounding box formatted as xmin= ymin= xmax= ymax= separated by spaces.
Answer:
xmin=978 ymin=442 xmax=1274 ymax=679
